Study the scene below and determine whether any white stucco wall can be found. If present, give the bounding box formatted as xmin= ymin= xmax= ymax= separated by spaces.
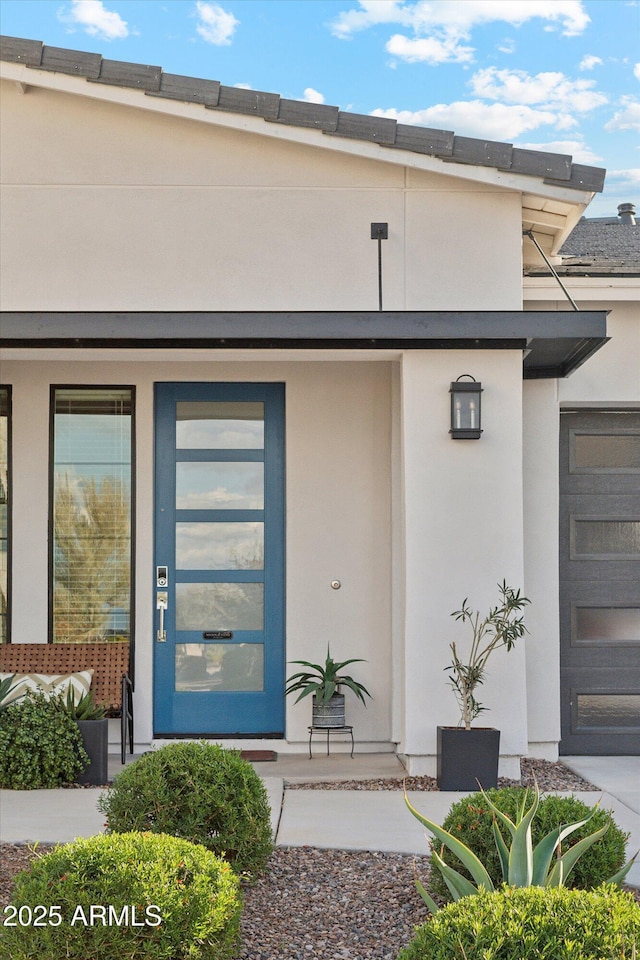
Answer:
xmin=522 ymin=378 xmax=561 ymax=758
xmin=397 ymin=349 xmax=527 ymax=777
xmin=3 ymin=356 xmax=393 ymax=751
xmin=0 ymin=80 xmax=522 ymax=312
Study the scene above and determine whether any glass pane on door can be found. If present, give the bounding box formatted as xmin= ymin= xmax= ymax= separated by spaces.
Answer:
xmin=176 ymin=522 xmax=264 ymax=570
xmin=573 ymin=434 xmax=640 ymax=470
xmin=175 ymin=582 xmax=264 ymax=631
xmin=176 ymin=402 xmax=264 ymax=449
xmin=176 ymin=642 xmax=264 ymax=691
xmin=176 ymin=462 xmax=264 ymax=509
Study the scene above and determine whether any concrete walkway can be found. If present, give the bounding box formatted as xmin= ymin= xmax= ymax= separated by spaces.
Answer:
xmin=1 ymin=754 xmax=638 ymax=887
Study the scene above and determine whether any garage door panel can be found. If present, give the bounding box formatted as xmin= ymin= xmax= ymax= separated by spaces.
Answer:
xmin=560 ymin=410 xmax=640 ymax=755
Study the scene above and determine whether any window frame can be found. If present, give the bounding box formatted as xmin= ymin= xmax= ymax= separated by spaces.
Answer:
xmin=48 ymin=385 xmax=136 ymax=670
xmin=0 ymin=385 xmax=12 ymax=643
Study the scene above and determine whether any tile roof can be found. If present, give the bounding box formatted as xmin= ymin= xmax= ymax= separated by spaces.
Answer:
xmin=0 ymin=34 xmax=605 ymax=195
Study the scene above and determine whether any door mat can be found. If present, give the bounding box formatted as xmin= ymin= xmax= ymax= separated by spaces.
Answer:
xmin=240 ymin=750 xmax=278 ymax=762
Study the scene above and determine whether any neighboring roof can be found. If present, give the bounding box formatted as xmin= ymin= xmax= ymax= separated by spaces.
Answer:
xmin=526 ymin=203 xmax=640 ymax=277
xmin=0 ymin=310 xmax=609 ymax=379
xmin=0 ymin=34 xmax=605 ymax=196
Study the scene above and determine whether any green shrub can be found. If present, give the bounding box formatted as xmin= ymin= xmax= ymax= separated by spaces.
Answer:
xmin=98 ymin=741 xmax=273 ymax=880
xmin=0 ymin=691 xmax=88 ymax=789
xmin=429 ymin=786 xmax=628 ymax=903
xmin=0 ymin=832 xmax=241 ymax=960
xmin=398 ymin=885 xmax=640 ymax=960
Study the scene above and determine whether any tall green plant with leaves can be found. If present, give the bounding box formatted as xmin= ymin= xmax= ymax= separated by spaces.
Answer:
xmin=447 ymin=581 xmax=530 ymax=729
xmin=405 ymin=783 xmax=638 ymax=914
xmin=62 ymin=686 xmax=107 ymax=720
xmin=285 ymin=647 xmax=371 ymax=704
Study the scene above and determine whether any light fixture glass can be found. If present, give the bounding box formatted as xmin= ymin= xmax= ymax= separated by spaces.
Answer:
xmin=450 ymin=376 xmax=482 ymax=439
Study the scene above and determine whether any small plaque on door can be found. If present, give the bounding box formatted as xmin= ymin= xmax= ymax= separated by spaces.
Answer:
xmin=203 ymin=631 xmax=233 ymax=640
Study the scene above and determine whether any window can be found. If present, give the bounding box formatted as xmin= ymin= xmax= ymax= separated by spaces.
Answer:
xmin=50 ymin=388 xmax=134 ymax=644
xmin=0 ymin=387 xmax=10 ymax=643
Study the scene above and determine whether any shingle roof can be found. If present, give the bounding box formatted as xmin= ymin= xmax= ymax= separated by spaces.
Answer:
xmin=0 ymin=34 xmax=606 ymax=195
xmin=529 ymin=206 xmax=640 ymax=276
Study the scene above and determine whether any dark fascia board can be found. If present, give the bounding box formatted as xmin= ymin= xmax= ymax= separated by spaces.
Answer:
xmin=0 ymin=311 xmax=608 ymax=379
xmin=0 ymin=35 xmax=606 ymax=194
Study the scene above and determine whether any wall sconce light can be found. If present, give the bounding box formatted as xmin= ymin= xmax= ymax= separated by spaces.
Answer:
xmin=450 ymin=376 xmax=483 ymax=439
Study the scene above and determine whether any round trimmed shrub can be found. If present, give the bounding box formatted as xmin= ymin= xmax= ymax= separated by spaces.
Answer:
xmin=98 ymin=741 xmax=273 ymax=880
xmin=0 ymin=691 xmax=88 ymax=789
xmin=398 ymin=885 xmax=640 ymax=960
xmin=430 ymin=786 xmax=628 ymax=902
xmin=0 ymin=832 xmax=241 ymax=960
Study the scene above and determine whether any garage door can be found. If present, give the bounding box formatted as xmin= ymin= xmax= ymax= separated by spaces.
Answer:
xmin=559 ymin=409 xmax=640 ymax=755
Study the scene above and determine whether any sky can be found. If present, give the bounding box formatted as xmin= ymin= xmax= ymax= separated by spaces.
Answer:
xmin=1 ymin=0 xmax=638 ymax=217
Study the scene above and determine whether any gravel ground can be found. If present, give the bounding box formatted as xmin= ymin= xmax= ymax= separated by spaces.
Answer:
xmin=0 ymin=759 xmax=631 ymax=958
xmin=286 ymin=757 xmax=598 ymax=793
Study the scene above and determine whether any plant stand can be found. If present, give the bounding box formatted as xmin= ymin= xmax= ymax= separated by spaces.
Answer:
xmin=308 ymin=725 xmax=354 ymax=759
xmin=437 ymin=726 xmax=500 ymax=791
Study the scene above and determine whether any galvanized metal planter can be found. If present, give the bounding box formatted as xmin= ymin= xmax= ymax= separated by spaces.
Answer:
xmin=312 ymin=693 xmax=346 ymax=728
xmin=436 ymin=726 xmax=500 ymax=791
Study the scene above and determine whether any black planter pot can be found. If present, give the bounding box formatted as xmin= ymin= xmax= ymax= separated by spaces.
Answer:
xmin=437 ymin=726 xmax=500 ymax=791
xmin=76 ymin=718 xmax=109 ymax=786
xmin=312 ymin=693 xmax=346 ymax=728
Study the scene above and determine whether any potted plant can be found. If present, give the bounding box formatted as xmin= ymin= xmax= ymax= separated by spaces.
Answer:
xmin=63 ymin=688 xmax=109 ymax=786
xmin=285 ymin=648 xmax=372 ymax=727
xmin=438 ymin=580 xmax=530 ymax=790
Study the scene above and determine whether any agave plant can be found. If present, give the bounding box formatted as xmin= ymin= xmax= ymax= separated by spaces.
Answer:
xmin=405 ymin=783 xmax=638 ymax=914
xmin=62 ymin=686 xmax=107 ymax=720
xmin=285 ymin=647 xmax=371 ymax=705
xmin=0 ymin=673 xmax=17 ymax=712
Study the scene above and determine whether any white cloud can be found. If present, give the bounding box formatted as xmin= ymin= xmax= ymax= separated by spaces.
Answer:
xmin=605 ymin=97 xmax=640 ymax=132
xmin=498 ymin=37 xmax=516 ymax=54
xmin=386 ymin=32 xmax=473 ymax=64
xmin=195 ymin=1 xmax=238 ymax=46
xmin=333 ymin=1 xmax=589 ymax=37
xmin=634 ymin=63 xmax=640 ymax=81
xmin=606 ymin=168 xmax=640 ymax=190
xmin=331 ymin=1 xmax=413 ymax=39
xmin=331 ymin=1 xmax=590 ymax=64
xmin=517 ymin=138 xmax=602 ymax=165
xmin=57 ymin=0 xmax=128 ymax=41
xmin=579 ymin=54 xmax=603 ymax=71
xmin=372 ymin=100 xmax=561 ymax=140
xmin=470 ymin=67 xmax=608 ymax=113
xmin=303 ymin=88 xmax=326 ymax=104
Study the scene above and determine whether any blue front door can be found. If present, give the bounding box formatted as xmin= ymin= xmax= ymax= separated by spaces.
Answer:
xmin=154 ymin=383 xmax=285 ymax=736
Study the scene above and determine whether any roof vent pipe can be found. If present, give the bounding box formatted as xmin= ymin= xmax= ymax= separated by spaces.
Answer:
xmin=618 ymin=203 xmax=636 ymax=225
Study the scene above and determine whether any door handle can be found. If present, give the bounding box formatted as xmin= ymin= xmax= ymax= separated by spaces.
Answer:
xmin=156 ymin=591 xmax=167 ymax=642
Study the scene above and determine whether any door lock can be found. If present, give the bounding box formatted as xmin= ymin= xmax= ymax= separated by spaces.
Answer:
xmin=156 ymin=591 xmax=168 ymax=642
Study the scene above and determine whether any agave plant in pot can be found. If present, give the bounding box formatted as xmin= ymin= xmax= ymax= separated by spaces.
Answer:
xmin=285 ymin=648 xmax=372 ymax=728
xmin=63 ymin=687 xmax=109 ymax=786
xmin=438 ymin=580 xmax=530 ymax=791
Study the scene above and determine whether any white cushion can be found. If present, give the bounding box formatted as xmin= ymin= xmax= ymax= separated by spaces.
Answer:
xmin=0 ymin=670 xmax=93 ymax=706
